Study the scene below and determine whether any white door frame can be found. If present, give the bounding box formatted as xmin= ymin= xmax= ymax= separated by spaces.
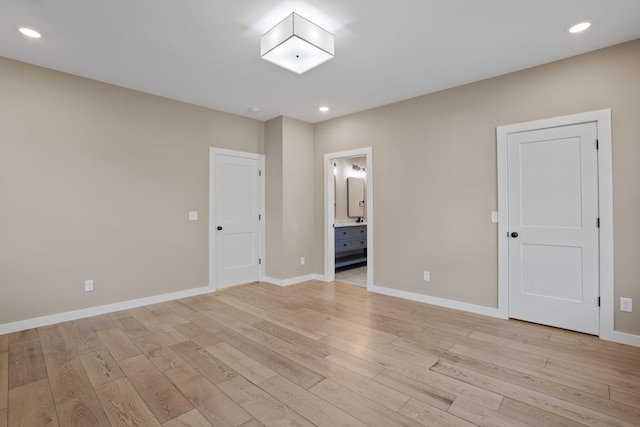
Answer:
xmin=209 ymin=147 xmax=265 ymax=291
xmin=324 ymin=147 xmax=373 ymax=289
xmin=497 ymin=109 xmax=621 ymax=342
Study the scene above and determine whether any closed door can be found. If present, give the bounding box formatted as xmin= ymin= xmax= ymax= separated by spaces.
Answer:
xmin=507 ymin=122 xmax=599 ymax=334
xmin=214 ymin=153 xmax=260 ymax=288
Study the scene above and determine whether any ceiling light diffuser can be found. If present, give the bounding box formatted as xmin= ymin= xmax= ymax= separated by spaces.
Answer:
xmin=19 ymin=27 xmax=41 ymax=38
xmin=261 ymin=12 xmax=334 ymax=74
xmin=319 ymin=106 xmax=329 ymax=112
xmin=569 ymin=22 xmax=591 ymax=33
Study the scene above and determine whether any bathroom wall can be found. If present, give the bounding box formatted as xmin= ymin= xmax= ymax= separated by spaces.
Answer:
xmin=334 ymin=156 xmax=367 ymax=222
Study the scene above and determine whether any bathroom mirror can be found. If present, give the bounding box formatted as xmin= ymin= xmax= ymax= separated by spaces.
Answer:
xmin=347 ymin=177 xmax=365 ymax=218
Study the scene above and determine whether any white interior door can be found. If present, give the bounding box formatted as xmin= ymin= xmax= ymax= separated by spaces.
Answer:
xmin=214 ymin=153 xmax=260 ymax=288
xmin=507 ymin=122 xmax=600 ymax=334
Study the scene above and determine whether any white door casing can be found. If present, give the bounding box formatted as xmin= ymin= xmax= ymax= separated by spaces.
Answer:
xmin=324 ymin=147 xmax=374 ymax=289
xmin=209 ymin=148 xmax=264 ymax=290
xmin=507 ymin=122 xmax=599 ymax=334
xmin=497 ymin=109 xmax=625 ymax=344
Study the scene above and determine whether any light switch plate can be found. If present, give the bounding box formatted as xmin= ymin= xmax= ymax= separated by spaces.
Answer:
xmin=189 ymin=211 xmax=198 ymax=221
xmin=423 ymin=271 xmax=430 ymax=281
xmin=85 ymin=280 xmax=94 ymax=292
xmin=491 ymin=211 xmax=499 ymax=223
xmin=620 ymin=297 xmax=633 ymax=312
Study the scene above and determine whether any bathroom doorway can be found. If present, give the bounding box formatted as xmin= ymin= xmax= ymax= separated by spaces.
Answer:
xmin=324 ymin=148 xmax=373 ymax=289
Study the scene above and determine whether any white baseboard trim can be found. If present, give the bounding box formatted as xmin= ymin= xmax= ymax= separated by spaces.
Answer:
xmin=13 ymin=280 xmax=635 ymax=348
xmin=262 ymin=274 xmax=324 ymax=287
xmin=370 ymin=284 xmax=640 ymax=347
xmin=0 ymin=285 xmax=214 ymax=335
xmin=369 ymin=284 xmax=506 ymax=319
xmin=601 ymin=329 xmax=640 ymax=348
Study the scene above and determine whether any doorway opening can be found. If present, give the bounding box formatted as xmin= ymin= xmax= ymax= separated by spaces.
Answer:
xmin=324 ymin=147 xmax=373 ymax=289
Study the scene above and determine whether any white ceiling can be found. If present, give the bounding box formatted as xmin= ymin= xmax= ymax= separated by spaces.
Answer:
xmin=2 ymin=0 xmax=640 ymax=123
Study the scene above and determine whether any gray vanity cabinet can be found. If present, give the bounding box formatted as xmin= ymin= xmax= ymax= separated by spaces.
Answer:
xmin=335 ymin=225 xmax=367 ymax=268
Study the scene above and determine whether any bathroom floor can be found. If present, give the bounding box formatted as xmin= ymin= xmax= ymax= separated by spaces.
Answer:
xmin=335 ymin=264 xmax=367 ymax=287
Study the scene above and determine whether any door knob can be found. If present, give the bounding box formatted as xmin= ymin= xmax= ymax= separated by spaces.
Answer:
xmin=217 ymin=226 xmax=223 ymax=231
xmin=510 ymin=232 xmax=519 ymax=238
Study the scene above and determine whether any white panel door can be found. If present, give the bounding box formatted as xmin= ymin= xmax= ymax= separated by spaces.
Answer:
xmin=507 ymin=122 xmax=599 ymax=334
xmin=214 ymin=154 xmax=260 ymax=288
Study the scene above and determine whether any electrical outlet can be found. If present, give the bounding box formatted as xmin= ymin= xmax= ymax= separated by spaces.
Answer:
xmin=300 ymin=257 xmax=305 ymax=265
xmin=491 ymin=211 xmax=499 ymax=223
xmin=188 ymin=211 xmax=198 ymax=221
xmin=84 ymin=280 xmax=94 ymax=292
xmin=620 ymin=297 xmax=633 ymax=312
xmin=423 ymin=271 xmax=430 ymax=281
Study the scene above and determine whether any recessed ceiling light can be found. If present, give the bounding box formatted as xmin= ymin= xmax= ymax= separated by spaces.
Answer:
xmin=319 ymin=106 xmax=329 ymax=113
xmin=19 ymin=27 xmax=42 ymax=38
xmin=569 ymin=22 xmax=591 ymax=33
xmin=249 ymin=107 xmax=259 ymax=113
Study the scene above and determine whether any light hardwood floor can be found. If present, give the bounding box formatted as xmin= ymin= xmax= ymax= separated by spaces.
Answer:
xmin=1 ymin=280 xmax=639 ymax=426
xmin=335 ymin=265 xmax=367 ymax=287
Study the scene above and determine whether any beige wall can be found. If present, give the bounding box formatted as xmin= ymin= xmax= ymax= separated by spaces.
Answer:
xmin=0 ymin=57 xmax=264 ymax=325
xmin=265 ymin=117 xmax=284 ymax=279
xmin=2 ymin=39 xmax=640 ymax=337
xmin=313 ymin=39 xmax=640 ymax=335
xmin=264 ymin=116 xmax=315 ymax=280
xmin=282 ymin=117 xmax=315 ymax=278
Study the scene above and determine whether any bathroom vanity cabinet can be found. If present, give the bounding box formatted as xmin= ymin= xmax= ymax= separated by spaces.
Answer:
xmin=335 ymin=225 xmax=367 ymax=268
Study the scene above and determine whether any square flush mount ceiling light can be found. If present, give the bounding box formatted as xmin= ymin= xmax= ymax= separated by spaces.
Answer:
xmin=261 ymin=12 xmax=334 ymax=74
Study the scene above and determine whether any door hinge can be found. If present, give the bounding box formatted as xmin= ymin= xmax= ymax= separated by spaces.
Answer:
xmin=259 ymin=170 xmax=262 ymax=177
xmin=596 ymin=139 xmax=599 ymax=150
xmin=259 ymin=214 xmax=261 ymax=220
xmin=598 ymin=296 xmax=601 ymax=307
xmin=597 ymin=218 xmax=600 ymax=228
xmin=258 ymin=258 xmax=262 ymax=265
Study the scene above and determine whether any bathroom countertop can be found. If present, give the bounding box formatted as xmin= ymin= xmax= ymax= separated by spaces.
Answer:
xmin=334 ymin=221 xmax=367 ymax=227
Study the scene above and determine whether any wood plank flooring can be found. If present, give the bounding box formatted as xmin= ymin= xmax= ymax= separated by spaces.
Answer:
xmin=1 ymin=280 xmax=639 ymax=426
